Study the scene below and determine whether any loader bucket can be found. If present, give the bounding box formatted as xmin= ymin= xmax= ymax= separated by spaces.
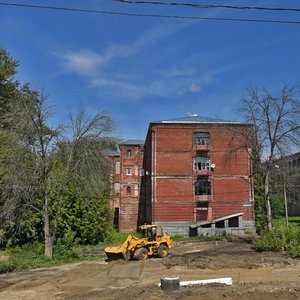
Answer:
xmin=104 ymin=234 xmax=139 ymax=261
xmin=104 ymin=246 xmax=130 ymax=261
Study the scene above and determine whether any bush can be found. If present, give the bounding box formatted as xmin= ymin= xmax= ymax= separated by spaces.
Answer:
xmin=54 ymin=228 xmax=80 ymax=259
xmin=254 ymin=228 xmax=286 ymax=252
xmin=254 ymin=226 xmax=300 ymax=257
xmin=0 ymin=241 xmax=83 ymax=274
xmin=55 ymin=182 xmax=113 ymax=246
xmin=0 ymin=261 xmax=16 ymax=273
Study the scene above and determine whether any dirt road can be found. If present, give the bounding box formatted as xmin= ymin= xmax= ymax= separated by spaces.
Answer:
xmin=1 ymin=240 xmax=300 ymax=299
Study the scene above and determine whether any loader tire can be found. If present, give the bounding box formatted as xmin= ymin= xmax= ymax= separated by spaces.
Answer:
xmin=158 ymin=244 xmax=168 ymax=258
xmin=135 ymin=247 xmax=149 ymax=260
xmin=124 ymin=250 xmax=131 ymax=261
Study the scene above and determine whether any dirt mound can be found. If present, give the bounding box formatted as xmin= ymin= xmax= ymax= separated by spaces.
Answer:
xmin=64 ymin=283 xmax=300 ymax=300
xmin=163 ymin=241 xmax=294 ymax=270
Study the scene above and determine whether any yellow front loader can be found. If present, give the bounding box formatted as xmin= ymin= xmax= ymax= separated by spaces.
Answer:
xmin=104 ymin=225 xmax=173 ymax=261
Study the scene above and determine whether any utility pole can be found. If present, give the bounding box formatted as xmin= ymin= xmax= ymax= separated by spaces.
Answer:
xmin=283 ymin=174 xmax=289 ymax=227
xmin=275 ymin=165 xmax=289 ymax=227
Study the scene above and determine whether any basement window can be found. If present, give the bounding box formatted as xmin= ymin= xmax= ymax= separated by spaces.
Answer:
xmin=193 ymin=132 xmax=210 ymax=146
xmin=195 ymin=176 xmax=211 ymax=195
xmin=193 ymin=157 xmax=211 ymax=171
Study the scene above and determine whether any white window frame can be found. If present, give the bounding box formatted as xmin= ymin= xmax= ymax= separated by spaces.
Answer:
xmin=193 ymin=157 xmax=211 ymax=171
xmin=114 ymin=182 xmax=120 ymax=192
xmin=193 ymin=132 xmax=210 ymax=146
xmin=115 ymin=161 xmax=120 ymax=175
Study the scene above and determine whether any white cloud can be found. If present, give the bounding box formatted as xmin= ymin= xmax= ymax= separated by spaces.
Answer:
xmin=91 ymin=78 xmax=168 ymax=100
xmin=178 ymin=83 xmax=202 ymax=96
xmin=60 ymin=50 xmax=104 ymax=76
xmin=189 ymin=83 xmax=202 ymax=92
xmin=53 ymin=22 xmax=225 ymax=100
xmin=56 ymin=21 xmax=188 ymax=78
xmin=103 ymin=22 xmax=190 ymax=63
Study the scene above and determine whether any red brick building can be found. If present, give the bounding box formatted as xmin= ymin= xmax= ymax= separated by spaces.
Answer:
xmin=140 ymin=115 xmax=255 ymax=236
xmin=110 ymin=115 xmax=255 ymax=235
xmin=109 ymin=140 xmax=144 ymax=232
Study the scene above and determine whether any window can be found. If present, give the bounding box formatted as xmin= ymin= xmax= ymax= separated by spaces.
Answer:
xmin=195 ymin=176 xmax=211 ymax=195
xmin=140 ymin=168 xmax=145 ymax=176
xmin=115 ymin=161 xmax=120 ymax=175
xmin=127 ymin=149 xmax=132 ymax=157
xmin=140 ymin=150 xmax=144 ymax=157
xmin=114 ymin=182 xmax=120 ymax=192
xmin=193 ymin=157 xmax=211 ymax=171
xmin=193 ymin=132 xmax=210 ymax=146
xmin=126 ymin=186 xmax=131 ymax=194
xmin=134 ymin=184 xmax=139 ymax=196
xmin=126 ymin=167 xmax=132 ymax=175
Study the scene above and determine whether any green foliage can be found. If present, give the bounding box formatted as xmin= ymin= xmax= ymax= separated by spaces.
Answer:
xmin=171 ymin=234 xmax=185 ymax=241
xmin=0 ymin=260 xmax=15 ymax=273
xmin=275 ymin=216 xmax=300 ymax=229
xmin=19 ymin=209 xmax=43 ymax=241
xmin=0 ymin=47 xmax=116 ymax=258
xmin=253 ymin=170 xmax=267 ymax=234
xmin=103 ymin=229 xmax=142 ymax=245
xmin=55 ymin=178 xmax=113 ymax=245
xmin=0 ymin=47 xmax=20 ymax=120
xmin=254 ymin=220 xmax=300 ymax=258
xmin=270 ymin=193 xmax=285 ymax=219
xmin=0 ymin=241 xmax=86 ymax=274
xmin=254 ymin=227 xmax=287 ymax=252
xmin=252 ymin=168 xmax=285 ymax=234
xmin=55 ymin=228 xmax=80 ymax=258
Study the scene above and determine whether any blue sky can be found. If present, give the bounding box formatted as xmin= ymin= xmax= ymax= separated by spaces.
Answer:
xmin=1 ymin=0 xmax=300 ymax=140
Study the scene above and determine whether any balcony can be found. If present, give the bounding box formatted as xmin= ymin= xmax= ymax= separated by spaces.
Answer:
xmin=195 ymin=194 xmax=212 ymax=201
xmin=193 ymin=144 xmax=211 ymax=152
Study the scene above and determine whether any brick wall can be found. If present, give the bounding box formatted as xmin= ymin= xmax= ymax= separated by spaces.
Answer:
xmin=143 ymin=123 xmax=254 ymax=227
xmin=118 ymin=143 xmax=144 ymax=232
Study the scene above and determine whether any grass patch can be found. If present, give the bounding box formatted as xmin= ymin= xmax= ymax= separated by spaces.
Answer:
xmin=273 ymin=216 xmax=300 ymax=230
xmin=0 ymin=230 xmax=145 ymax=274
xmin=99 ymin=229 xmax=142 ymax=247
xmin=0 ymin=241 xmax=96 ymax=274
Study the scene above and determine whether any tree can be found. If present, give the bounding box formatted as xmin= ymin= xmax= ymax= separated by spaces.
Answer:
xmin=0 ymin=89 xmax=116 ymax=257
xmin=0 ymin=47 xmax=20 ymax=124
xmin=0 ymin=48 xmax=35 ymax=244
xmin=241 ymin=84 xmax=300 ymax=231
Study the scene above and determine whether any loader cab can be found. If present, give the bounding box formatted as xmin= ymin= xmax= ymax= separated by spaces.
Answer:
xmin=140 ymin=225 xmax=160 ymax=241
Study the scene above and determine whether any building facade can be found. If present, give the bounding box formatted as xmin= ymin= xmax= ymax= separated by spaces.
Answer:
xmin=110 ymin=115 xmax=255 ymax=235
xmin=141 ymin=115 xmax=255 ymax=236
xmin=274 ymin=152 xmax=300 ymax=216
xmin=110 ymin=140 xmax=144 ymax=232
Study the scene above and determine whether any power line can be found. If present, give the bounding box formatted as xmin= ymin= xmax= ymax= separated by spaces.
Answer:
xmin=1 ymin=2 xmax=300 ymax=25
xmin=115 ymin=0 xmax=300 ymax=13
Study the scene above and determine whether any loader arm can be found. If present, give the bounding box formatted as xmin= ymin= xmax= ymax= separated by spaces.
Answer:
xmin=104 ymin=234 xmax=142 ymax=260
